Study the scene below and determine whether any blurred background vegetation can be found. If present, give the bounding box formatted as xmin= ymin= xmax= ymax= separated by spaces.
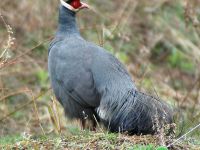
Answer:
xmin=0 ymin=0 xmax=200 ymax=149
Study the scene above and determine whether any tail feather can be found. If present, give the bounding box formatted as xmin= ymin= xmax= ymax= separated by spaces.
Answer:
xmin=98 ymin=89 xmax=173 ymax=134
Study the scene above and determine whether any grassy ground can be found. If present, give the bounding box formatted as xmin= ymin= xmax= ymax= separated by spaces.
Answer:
xmin=0 ymin=0 xmax=200 ymax=149
xmin=0 ymin=129 xmax=199 ymax=149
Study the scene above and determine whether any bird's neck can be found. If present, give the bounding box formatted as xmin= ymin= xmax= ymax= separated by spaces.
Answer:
xmin=56 ymin=5 xmax=80 ymax=37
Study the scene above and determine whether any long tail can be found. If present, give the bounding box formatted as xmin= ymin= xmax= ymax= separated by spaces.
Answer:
xmin=100 ymin=89 xmax=173 ymax=135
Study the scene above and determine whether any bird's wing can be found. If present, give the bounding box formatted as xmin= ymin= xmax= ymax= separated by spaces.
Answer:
xmin=56 ymin=69 xmax=100 ymax=108
xmin=48 ymin=38 xmax=63 ymax=55
xmin=52 ymin=41 xmax=101 ymax=108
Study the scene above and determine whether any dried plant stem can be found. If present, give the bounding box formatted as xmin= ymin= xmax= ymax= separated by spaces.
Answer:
xmin=0 ymin=37 xmax=52 ymax=69
xmin=0 ymin=12 xmax=15 ymax=65
xmin=47 ymin=97 xmax=62 ymax=134
xmin=0 ymin=89 xmax=31 ymax=102
xmin=167 ymin=122 xmax=200 ymax=148
xmin=181 ymin=76 xmax=200 ymax=105
xmin=0 ymin=88 xmax=51 ymax=122
xmin=31 ymin=90 xmax=46 ymax=135
xmin=111 ymin=0 xmax=132 ymax=34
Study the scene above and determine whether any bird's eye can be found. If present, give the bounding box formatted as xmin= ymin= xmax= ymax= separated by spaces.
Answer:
xmin=66 ymin=0 xmax=73 ymax=3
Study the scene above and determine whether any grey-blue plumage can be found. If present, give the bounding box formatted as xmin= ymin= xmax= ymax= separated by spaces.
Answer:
xmin=48 ymin=5 xmax=173 ymax=134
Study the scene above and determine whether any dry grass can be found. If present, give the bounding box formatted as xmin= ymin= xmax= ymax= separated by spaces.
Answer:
xmin=0 ymin=0 xmax=200 ymax=149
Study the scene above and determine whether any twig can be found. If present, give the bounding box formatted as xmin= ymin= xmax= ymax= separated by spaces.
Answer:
xmin=111 ymin=0 xmax=132 ymax=35
xmin=181 ymin=76 xmax=200 ymax=105
xmin=0 ymin=89 xmax=31 ymax=102
xmin=0 ymin=88 xmax=51 ymax=122
xmin=31 ymin=90 xmax=46 ymax=135
xmin=0 ymin=37 xmax=52 ymax=69
xmin=167 ymin=122 xmax=200 ymax=148
xmin=0 ymin=12 xmax=15 ymax=66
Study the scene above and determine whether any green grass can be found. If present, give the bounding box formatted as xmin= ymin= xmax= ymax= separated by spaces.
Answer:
xmin=0 ymin=125 xmax=199 ymax=150
xmin=0 ymin=134 xmax=23 ymax=146
xmin=0 ymin=133 xmax=165 ymax=150
xmin=1 ymin=131 xmax=199 ymax=149
xmin=35 ymin=69 xmax=49 ymax=89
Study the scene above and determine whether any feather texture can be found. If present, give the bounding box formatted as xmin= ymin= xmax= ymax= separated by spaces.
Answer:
xmin=48 ymin=5 xmax=173 ymax=134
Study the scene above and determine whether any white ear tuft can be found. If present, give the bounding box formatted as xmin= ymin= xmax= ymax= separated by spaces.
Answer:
xmin=60 ymin=0 xmax=79 ymax=12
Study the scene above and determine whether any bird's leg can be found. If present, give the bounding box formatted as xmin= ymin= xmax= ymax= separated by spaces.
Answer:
xmin=81 ymin=110 xmax=88 ymax=130
xmin=80 ymin=111 xmax=99 ymax=131
xmin=81 ymin=119 xmax=96 ymax=131
xmin=91 ymin=119 xmax=97 ymax=131
xmin=81 ymin=119 xmax=86 ymax=130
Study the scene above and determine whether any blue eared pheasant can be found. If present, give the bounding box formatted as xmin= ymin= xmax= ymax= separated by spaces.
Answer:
xmin=48 ymin=0 xmax=173 ymax=134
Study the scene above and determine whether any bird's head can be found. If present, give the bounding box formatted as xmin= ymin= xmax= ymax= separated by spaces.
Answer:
xmin=60 ymin=0 xmax=90 ymax=12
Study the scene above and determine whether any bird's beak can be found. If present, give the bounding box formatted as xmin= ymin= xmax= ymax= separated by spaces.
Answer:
xmin=80 ymin=2 xmax=90 ymax=9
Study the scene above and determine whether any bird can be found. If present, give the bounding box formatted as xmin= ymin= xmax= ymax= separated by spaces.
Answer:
xmin=48 ymin=0 xmax=173 ymax=135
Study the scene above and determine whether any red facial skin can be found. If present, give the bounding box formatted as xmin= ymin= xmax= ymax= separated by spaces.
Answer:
xmin=69 ymin=0 xmax=82 ymax=9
